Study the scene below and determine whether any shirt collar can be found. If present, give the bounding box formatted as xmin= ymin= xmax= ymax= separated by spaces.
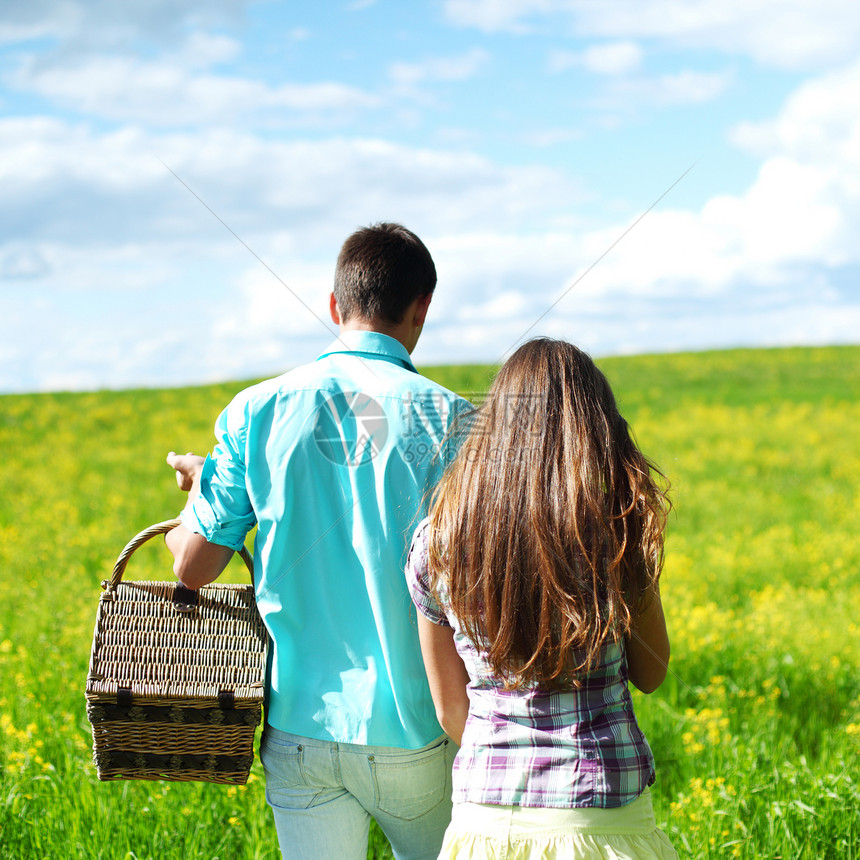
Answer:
xmin=316 ymin=330 xmax=418 ymax=373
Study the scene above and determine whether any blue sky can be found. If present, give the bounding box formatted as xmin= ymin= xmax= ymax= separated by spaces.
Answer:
xmin=2 ymin=0 xmax=859 ymax=392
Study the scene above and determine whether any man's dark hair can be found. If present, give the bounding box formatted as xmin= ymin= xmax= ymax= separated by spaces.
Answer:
xmin=333 ymin=222 xmax=437 ymax=324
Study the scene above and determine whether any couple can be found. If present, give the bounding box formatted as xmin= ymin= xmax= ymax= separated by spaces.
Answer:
xmin=166 ymin=223 xmax=677 ymax=859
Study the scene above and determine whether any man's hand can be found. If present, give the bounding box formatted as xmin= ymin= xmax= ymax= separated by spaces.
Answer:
xmin=167 ymin=451 xmax=205 ymax=492
xmin=164 ymin=451 xmax=232 ymax=588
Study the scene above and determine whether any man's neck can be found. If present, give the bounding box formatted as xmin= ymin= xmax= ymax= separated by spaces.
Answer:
xmin=339 ymin=319 xmax=415 ymax=354
xmin=331 ymin=292 xmax=429 ymax=355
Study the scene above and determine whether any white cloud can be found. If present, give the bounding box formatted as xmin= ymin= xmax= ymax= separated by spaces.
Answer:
xmin=703 ymin=160 xmax=846 ymax=268
xmin=0 ymin=237 xmax=327 ymax=392
xmin=4 ymin=1 xmax=860 ymax=392
xmin=550 ymin=63 xmax=860 ymax=300
xmin=548 ymin=42 xmax=643 ymax=76
xmin=0 ymin=244 xmax=52 ymax=278
xmin=7 ymin=43 xmax=860 ymax=392
xmin=0 ymin=0 xmax=250 ymax=48
xmin=581 ymin=41 xmax=643 ymax=76
xmin=599 ymin=69 xmax=732 ymax=109
xmin=731 ymin=59 xmax=860 ymax=166
xmin=725 ymin=58 xmax=860 ymax=264
xmin=0 ymin=18 xmax=55 ymax=45
xmin=546 ymin=43 xmax=729 ymax=113
xmin=10 ymin=53 xmax=382 ymax=126
xmin=389 ymin=48 xmax=490 ymax=91
xmin=574 ymin=0 xmax=860 ymax=69
xmin=444 ymin=0 xmax=860 ymax=68
xmin=415 ymin=55 xmax=860 ymax=365
xmin=215 ymin=259 xmax=337 ymax=347
xmin=0 ymin=115 xmax=582 ymax=390
xmin=176 ymin=32 xmax=242 ymax=67
xmin=442 ymin=0 xmax=547 ymax=35
xmin=0 ymin=117 xmax=581 ymax=253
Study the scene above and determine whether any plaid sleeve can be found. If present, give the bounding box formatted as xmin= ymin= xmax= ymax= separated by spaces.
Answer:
xmin=405 ymin=519 xmax=451 ymax=627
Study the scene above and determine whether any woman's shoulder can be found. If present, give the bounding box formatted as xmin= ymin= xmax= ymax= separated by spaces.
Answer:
xmin=406 ymin=517 xmax=432 ymax=574
xmin=409 ymin=516 xmax=431 ymax=550
xmin=405 ymin=517 xmax=452 ymax=625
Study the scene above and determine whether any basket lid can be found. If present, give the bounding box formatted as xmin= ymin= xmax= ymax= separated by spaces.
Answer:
xmin=86 ymin=580 xmax=268 ymax=703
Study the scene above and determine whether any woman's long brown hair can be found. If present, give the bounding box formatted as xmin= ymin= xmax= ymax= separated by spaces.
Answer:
xmin=428 ymin=338 xmax=669 ymax=690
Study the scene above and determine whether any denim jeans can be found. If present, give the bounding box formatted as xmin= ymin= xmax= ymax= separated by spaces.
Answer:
xmin=260 ymin=725 xmax=455 ymax=860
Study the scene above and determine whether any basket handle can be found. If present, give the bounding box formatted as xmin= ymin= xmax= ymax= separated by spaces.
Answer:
xmin=109 ymin=517 xmax=254 ymax=588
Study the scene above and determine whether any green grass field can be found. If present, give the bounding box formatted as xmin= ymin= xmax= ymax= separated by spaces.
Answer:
xmin=1 ymin=346 xmax=858 ymax=858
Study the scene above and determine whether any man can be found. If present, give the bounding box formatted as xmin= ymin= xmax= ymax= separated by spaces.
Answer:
xmin=165 ymin=223 xmax=471 ymax=860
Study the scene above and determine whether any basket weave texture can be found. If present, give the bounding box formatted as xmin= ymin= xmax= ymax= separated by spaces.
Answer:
xmin=86 ymin=519 xmax=267 ymax=784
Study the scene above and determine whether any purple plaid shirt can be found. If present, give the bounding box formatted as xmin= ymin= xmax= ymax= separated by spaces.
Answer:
xmin=405 ymin=518 xmax=656 ymax=808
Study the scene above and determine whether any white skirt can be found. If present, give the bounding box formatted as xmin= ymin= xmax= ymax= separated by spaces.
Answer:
xmin=438 ymin=788 xmax=677 ymax=860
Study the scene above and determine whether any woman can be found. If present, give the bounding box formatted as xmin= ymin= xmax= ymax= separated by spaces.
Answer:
xmin=405 ymin=338 xmax=677 ymax=859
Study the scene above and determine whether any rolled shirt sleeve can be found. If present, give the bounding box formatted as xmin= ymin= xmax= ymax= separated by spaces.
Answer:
xmin=181 ymin=402 xmax=257 ymax=551
xmin=405 ymin=518 xmax=451 ymax=628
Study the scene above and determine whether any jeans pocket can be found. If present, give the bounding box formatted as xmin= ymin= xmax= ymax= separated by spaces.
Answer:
xmin=370 ymin=737 xmax=449 ymax=821
xmin=260 ymin=734 xmax=311 ymax=792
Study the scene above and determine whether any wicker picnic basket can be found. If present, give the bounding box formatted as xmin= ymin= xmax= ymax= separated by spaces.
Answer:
xmin=85 ymin=518 xmax=268 ymax=784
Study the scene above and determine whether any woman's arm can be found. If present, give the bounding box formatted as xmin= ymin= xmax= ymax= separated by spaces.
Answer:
xmin=416 ymin=614 xmax=470 ymax=745
xmin=625 ymin=590 xmax=671 ymax=694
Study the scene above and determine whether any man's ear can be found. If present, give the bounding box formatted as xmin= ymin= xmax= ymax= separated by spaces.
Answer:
xmin=413 ymin=292 xmax=432 ymax=327
xmin=329 ymin=292 xmax=341 ymax=325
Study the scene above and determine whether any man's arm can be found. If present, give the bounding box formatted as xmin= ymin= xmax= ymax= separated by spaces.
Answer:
xmin=165 ymin=451 xmax=234 ymax=590
xmin=164 ymin=524 xmax=234 ymax=590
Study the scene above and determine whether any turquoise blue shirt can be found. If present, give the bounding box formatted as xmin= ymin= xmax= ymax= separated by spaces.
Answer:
xmin=182 ymin=331 xmax=472 ymax=748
